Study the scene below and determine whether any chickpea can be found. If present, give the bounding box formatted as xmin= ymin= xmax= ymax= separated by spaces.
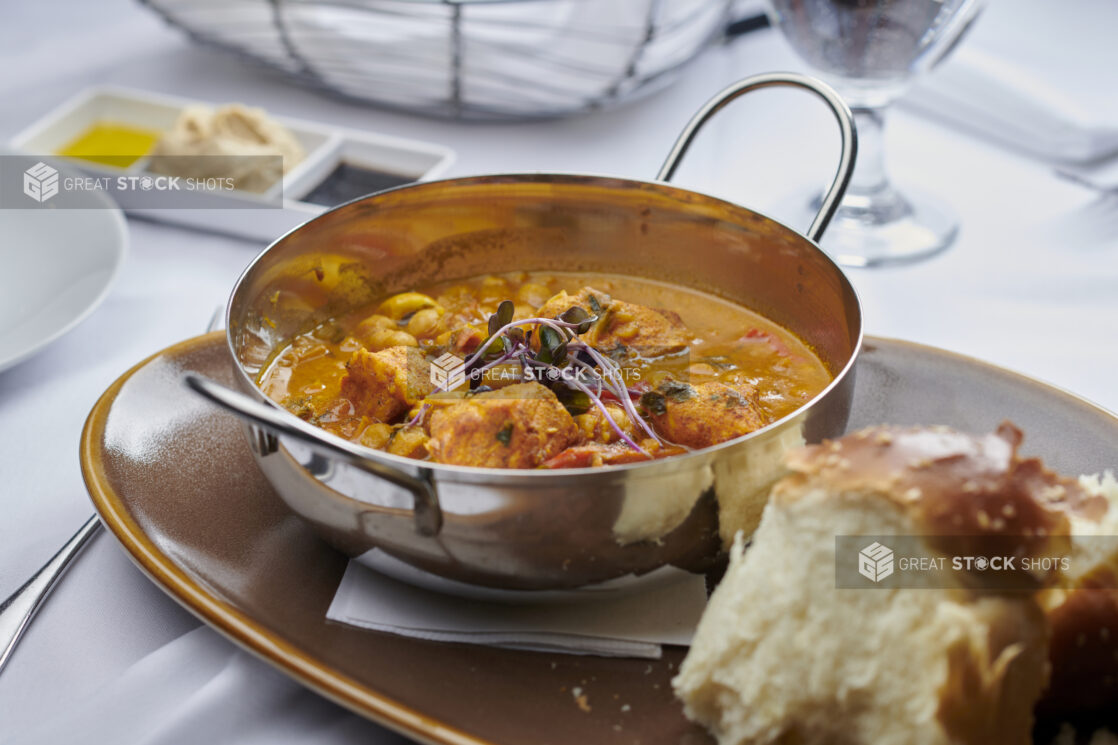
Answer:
xmin=376 ymin=292 xmax=441 ymax=321
xmin=356 ymin=314 xmax=395 ymax=336
xmin=406 ymin=307 xmax=443 ymax=337
xmin=515 ymin=282 xmax=552 ymax=308
xmin=688 ymin=362 xmax=719 ymax=378
xmin=357 ymin=422 xmax=393 ymax=450
xmin=436 ymin=285 xmax=473 ymax=312
xmin=365 ymin=328 xmax=418 ymax=351
xmin=337 ymin=335 xmax=364 ymax=354
xmin=478 ymin=276 xmax=510 ymax=303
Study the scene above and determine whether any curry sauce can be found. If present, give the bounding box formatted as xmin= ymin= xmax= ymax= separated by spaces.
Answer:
xmin=259 ymin=271 xmax=832 ymax=468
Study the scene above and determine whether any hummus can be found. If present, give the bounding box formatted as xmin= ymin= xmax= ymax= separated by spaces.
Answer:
xmin=148 ymin=104 xmax=305 ymax=193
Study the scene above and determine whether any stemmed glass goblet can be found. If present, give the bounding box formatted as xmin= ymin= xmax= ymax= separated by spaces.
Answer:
xmin=769 ymin=0 xmax=987 ymax=266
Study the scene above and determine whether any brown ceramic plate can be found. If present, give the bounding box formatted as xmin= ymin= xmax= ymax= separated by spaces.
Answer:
xmin=80 ymin=332 xmax=1118 ymax=745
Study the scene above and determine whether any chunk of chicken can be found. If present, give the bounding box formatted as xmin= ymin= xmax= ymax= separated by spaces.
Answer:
xmin=600 ymin=300 xmax=689 ymax=355
xmin=340 ymin=346 xmax=432 ymax=422
xmin=645 ymin=381 xmax=766 ymax=449
xmin=427 ymin=382 xmax=577 ymax=468
xmin=537 ymin=286 xmax=690 ymax=356
xmin=574 ymin=402 xmax=636 ymax=445
xmin=386 ymin=426 xmax=430 ymax=459
xmin=536 ymin=287 xmax=612 ymax=322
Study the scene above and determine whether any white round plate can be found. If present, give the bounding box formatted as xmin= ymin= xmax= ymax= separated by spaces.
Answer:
xmin=0 ymin=160 xmax=127 ymax=373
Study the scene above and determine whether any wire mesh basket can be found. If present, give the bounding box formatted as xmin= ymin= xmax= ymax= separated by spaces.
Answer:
xmin=139 ymin=0 xmax=739 ymax=120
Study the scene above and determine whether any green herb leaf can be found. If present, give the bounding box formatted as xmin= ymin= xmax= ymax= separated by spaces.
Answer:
xmin=587 ymin=294 xmax=602 ymax=315
xmin=496 ymin=422 xmax=514 ymax=446
xmin=639 ymin=391 xmax=667 ymax=417
xmin=553 ymin=386 xmax=591 ymax=416
xmin=721 ymin=388 xmax=749 ymax=408
xmin=658 ymin=380 xmax=696 ymax=403
xmin=605 ymin=344 xmax=630 ymax=362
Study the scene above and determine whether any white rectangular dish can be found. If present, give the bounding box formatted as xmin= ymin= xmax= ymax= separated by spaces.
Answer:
xmin=9 ymin=86 xmax=456 ymax=242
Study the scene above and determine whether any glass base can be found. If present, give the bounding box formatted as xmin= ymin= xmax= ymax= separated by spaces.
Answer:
xmin=787 ymin=185 xmax=959 ymax=268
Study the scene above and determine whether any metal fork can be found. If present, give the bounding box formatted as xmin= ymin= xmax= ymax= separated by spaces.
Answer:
xmin=0 ymin=307 xmax=224 ymax=675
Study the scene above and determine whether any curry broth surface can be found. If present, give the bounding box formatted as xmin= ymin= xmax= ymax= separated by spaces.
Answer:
xmin=259 ymin=271 xmax=832 ymax=457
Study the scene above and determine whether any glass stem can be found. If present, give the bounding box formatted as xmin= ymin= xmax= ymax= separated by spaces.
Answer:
xmin=848 ymin=106 xmax=890 ymax=198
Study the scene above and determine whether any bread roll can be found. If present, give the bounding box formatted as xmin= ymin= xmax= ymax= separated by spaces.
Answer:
xmin=674 ymin=423 xmax=1075 ymax=745
xmin=1038 ymin=470 xmax=1118 ymax=716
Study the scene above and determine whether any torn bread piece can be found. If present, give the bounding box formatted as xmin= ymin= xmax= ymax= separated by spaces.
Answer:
xmin=674 ymin=423 xmax=1074 ymax=745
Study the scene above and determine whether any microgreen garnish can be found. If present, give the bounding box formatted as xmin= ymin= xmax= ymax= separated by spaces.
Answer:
xmin=558 ymin=306 xmax=595 ymax=335
xmin=496 ymin=422 xmax=514 ymax=446
xmin=536 ymin=326 xmax=568 ymax=366
xmin=488 ymin=299 xmax=515 ymax=337
xmin=408 ymin=298 xmax=665 ymax=455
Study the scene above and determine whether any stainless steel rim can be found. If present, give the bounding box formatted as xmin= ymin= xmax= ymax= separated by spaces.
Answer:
xmin=221 ymin=172 xmax=863 ymax=482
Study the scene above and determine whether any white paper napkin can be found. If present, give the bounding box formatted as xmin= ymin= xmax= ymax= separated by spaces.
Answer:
xmin=326 ymin=552 xmax=708 ymax=660
xmin=903 ymin=0 xmax=1118 ymax=165
xmin=906 ymin=46 xmax=1118 ymax=165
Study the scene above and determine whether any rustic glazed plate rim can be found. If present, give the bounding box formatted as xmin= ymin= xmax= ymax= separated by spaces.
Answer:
xmin=79 ymin=331 xmax=1118 ymax=744
xmin=80 ymin=331 xmax=487 ymax=745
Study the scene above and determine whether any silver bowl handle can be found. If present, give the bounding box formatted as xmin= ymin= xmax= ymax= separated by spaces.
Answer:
xmin=183 ymin=373 xmax=443 ymax=537
xmin=656 ymin=71 xmax=857 ymax=243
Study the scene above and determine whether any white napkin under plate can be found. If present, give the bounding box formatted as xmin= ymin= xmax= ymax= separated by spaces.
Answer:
xmin=904 ymin=0 xmax=1118 ymax=166
xmin=326 ymin=551 xmax=708 ymax=660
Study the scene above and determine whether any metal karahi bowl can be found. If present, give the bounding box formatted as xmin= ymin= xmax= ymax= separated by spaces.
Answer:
xmin=192 ymin=73 xmax=863 ymax=601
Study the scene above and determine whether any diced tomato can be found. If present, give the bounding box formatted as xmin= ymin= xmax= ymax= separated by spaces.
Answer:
xmin=542 ymin=447 xmax=596 ymax=469
xmin=451 ymin=326 xmax=486 ymax=354
xmin=599 ymin=448 xmax=656 ymax=465
xmin=740 ymin=328 xmax=794 ymax=359
xmin=542 ymin=443 xmax=659 ymax=469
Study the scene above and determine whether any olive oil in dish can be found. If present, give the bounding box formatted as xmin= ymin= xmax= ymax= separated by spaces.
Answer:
xmin=56 ymin=122 xmax=161 ymax=167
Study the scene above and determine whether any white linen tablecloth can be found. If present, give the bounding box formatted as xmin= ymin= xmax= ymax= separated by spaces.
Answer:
xmin=1 ymin=0 xmax=1116 ymax=741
